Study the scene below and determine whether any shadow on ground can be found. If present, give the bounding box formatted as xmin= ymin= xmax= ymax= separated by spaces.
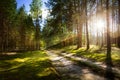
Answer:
xmin=0 ymin=51 xmax=59 ymax=80
xmin=53 ymin=50 xmax=119 ymax=80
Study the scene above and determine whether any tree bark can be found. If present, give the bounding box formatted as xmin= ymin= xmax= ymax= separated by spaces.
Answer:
xmin=77 ymin=19 xmax=82 ymax=49
xmin=106 ymin=0 xmax=112 ymax=66
xmin=85 ymin=0 xmax=89 ymax=50
xmin=118 ymin=0 xmax=120 ymax=48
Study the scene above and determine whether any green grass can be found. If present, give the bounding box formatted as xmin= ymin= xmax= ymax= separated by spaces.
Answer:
xmin=51 ymin=46 xmax=120 ymax=79
xmin=61 ymin=45 xmax=120 ymax=67
xmin=0 ymin=51 xmax=59 ymax=80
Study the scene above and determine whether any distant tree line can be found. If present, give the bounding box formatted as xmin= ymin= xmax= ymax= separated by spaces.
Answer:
xmin=0 ymin=0 xmax=42 ymax=52
xmin=44 ymin=0 xmax=120 ymax=49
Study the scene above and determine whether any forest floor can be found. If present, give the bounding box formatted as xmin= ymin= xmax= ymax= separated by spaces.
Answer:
xmin=63 ymin=46 xmax=120 ymax=69
xmin=0 ymin=47 xmax=119 ymax=80
xmin=0 ymin=51 xmax=59 ymax=80
xmin=46 ymin=48 xmax=120 ymax=80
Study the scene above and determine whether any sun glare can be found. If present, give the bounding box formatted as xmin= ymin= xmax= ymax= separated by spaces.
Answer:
xmin=93 ymin=18 xmax=106 ymax=33
xmin=97 ymin=19 xmax=105 ymax=30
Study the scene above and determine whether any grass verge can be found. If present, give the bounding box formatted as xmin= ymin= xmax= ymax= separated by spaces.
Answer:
xmin=61 ymin=45 xmax=120 ymax=68
xmin=55 ymin=50 xmax=120 ymax=79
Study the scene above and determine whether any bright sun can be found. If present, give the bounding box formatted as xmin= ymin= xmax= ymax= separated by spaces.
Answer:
xmin=93 ymin=18 xmax=106 ymax=33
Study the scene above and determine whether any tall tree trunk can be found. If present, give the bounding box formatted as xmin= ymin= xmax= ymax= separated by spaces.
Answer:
xmin=106 ymin=0 xmax=112 ymax=66
xmin=76 ymin=0 xmax=83 ymax=49
xmin=118 ymin=0 xmax=120 ymax=48
xmin=105 ymin=1 xmax=115 ymax=79
xmin=35 ymin=18 xmax=40 ymax=50
xmin=85 ymin=0 xmax=89 ymax=50
xmin=77 ymin=19 xmax=82 ymax=49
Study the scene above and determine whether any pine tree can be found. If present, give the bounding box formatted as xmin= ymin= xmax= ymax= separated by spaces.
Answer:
xmin=30 ymin=0 xmax=42 ymax=50
xmin=0 ymin=0 xmax=16 ymax=51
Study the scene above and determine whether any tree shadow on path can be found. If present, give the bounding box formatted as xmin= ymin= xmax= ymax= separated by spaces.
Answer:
xmin=105 ymin=55 xmax=115 ymax=80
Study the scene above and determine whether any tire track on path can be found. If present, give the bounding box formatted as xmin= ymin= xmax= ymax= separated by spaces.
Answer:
xmin=47 ymin=50 xmax=107 ymax=80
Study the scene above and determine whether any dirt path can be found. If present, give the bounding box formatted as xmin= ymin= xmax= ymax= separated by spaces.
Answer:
xmin=46 ymin=50 xmax=107 ymax=80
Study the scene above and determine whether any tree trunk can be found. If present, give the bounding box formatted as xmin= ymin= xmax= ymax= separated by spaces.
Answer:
xmin=106 ymin=0 xmax=112 ymax=66
xmin=118 ymin=0 xmax=120 ymax=48
xmin=105 ymin=1 xmax=115 ymax=79
xmin=85 ymin=0 xmax=89 ymax=50
xmin=76 ymin=0 xmax=83 ymax=49
xmin=77 ymin=19 xmax=82 ymax=49
xmin=35 ymin=18 xmax=40 ymax=50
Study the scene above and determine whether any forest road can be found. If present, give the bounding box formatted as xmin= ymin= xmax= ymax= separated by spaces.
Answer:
xmin=46 ymin=50 xmax=108 ymax=80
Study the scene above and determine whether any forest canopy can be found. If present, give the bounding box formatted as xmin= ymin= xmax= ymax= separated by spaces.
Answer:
xmin=0 ymin=0 xmax=120 ymax=53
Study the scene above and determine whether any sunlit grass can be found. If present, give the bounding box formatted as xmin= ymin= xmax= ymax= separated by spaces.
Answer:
xmin=62 ymin=45 xmax=120 ymax=67
xmin=0 ymin=51 xmax=59 ymax=80
xmin=12 ymin=58 xmax=30 ymax=62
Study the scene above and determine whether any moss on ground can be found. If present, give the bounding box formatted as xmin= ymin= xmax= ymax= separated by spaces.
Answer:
xmin=0 ymin=51 xmax=59 ymax=80
xmin=61 ymin=45 xmax=120 ymax=67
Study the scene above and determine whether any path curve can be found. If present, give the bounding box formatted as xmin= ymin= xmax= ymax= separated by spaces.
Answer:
xmin=47 ymin=50 xmax=107 ymax=80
